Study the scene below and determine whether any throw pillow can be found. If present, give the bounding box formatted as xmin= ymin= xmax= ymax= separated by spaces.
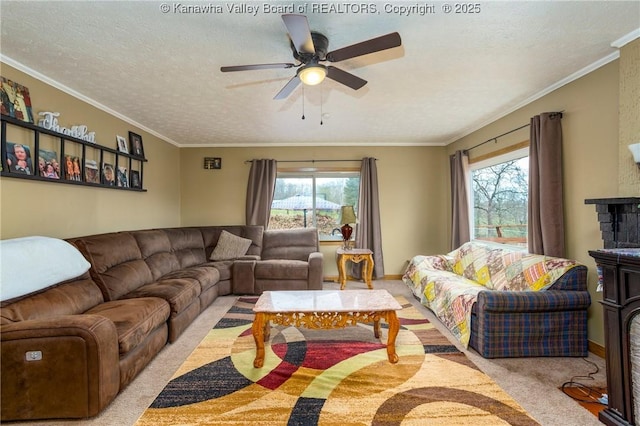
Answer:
xmin=210 ymin=230 xmax=252 ymax=261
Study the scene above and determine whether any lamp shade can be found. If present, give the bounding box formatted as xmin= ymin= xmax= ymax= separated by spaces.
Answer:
xmin=629 ymin=143 xmax=640 ymax=163
xmin=298 ymin=65 xmax=327 ymax=86
xmin=340 ymin=206 xmax=357 ymax=224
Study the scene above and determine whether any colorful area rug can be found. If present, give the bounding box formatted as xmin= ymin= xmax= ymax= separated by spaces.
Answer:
xmin=136 ymin=296 xmax=540 ymax=425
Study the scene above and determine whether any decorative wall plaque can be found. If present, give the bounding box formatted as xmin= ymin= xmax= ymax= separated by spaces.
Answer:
xmin=38 ymin=111 xmax=96 ymax=143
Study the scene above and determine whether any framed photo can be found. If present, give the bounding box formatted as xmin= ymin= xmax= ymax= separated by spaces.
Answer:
xmin=128 ymin=131 xmax=144 ymax=158
xmin=84 ymin=159 xmax=100 ymax=184
xmin=1 ymin=76 xmax=34 ymax=123
xmin=130 ymin=170 xmax=141 ymax=189
xmin=204 ymin=157 xmax=222 ymax=169
xmin=64 ymin=155 xmax=82 ymax=181
xmin=38 ymin=148 xmax=60 ymax=179
xmin=117 ymin=166 xmax=129 ymax=188
xmin=116 ymin=135 xmax=128 ymax=153
xmin=5 ymin=142 xmax=33 ymax=175
xmin=102 ymin=163 xmax=116 ymax=186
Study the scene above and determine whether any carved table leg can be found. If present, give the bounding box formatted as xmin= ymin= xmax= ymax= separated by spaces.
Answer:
xmin=385 ymin=311 xmax=400 ymax=364
xmin=365 ymin=255 xmax=374 ymax=289
xmin=252 ymin=313 xmax=266 ymax=368
xmin=374 ymin=317 xmax=381 ymax=339
xmin=338 ymin=255 xmax=347 ymax=290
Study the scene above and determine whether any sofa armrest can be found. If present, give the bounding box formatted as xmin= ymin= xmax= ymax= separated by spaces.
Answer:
xmin=308 ymin=252 xmax=324 ymax=290
xmin=476 ymin=290 xmax=591 ymax=313
xmin=548 ymin=265 xmax=588 ymax=291
xmin=1 ymin=314 xmax=120 ymax=421
xmin=232 ymin=260 xmax=256 ymax=294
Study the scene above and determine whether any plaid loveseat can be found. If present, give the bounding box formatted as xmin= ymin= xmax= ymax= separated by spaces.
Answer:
xmin=402 ymin=241 xmax=590 ymax=358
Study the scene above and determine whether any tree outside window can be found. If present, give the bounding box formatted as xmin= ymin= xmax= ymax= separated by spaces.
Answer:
xmin=471 ymin=156 xmax=528 ymax=246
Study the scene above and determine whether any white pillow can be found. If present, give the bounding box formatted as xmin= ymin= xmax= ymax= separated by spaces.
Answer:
xmin=210 ymin=230 xmax=252 ymax=261
xmin=0 ymin=236 xmax=91 ymax=301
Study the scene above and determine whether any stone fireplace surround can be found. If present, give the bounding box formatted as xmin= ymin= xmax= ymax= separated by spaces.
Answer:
xmin=587 ymin=197 xmax=640 ymax=426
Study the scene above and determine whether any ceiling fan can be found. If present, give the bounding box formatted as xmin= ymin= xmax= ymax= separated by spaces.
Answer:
xmin=220 ymin=14 xmax=401 ymax=100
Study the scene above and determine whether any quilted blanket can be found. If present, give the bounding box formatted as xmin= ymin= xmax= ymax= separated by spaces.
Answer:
xmin=402 ymin=242 xmax=579 ymax=347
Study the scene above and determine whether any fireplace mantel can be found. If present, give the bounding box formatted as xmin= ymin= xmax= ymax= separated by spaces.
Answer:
xmin=589 ymin=250 xmax=640 ymax=426
xmin=585 ymin=197 xmax=640 ymax=249
xmin=587 ymin=197 xmax=640 ymax=426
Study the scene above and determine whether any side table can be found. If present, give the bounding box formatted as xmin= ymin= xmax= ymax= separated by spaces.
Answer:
xmin=336 ymin=247 xmax=374 ymax=290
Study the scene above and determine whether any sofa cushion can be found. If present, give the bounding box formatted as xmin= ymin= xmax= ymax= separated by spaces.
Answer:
xmin=160 ymin=267 xmax=220 ymax=292
xmin=254 ymin=259 xmax=309 ymax=280
xmin=126 ymin=278 xmax=200 ymax=315
xmin=0 ymin=274 xmax=104 ymax=324
xmin=450 ymin=242 xmax=579 ymax=292
xmin=204 ymin=260 xmax=233 ymax=281
xmin=210 ymin=230 xmax=252 ymax=261
xmin=132 ymin=230 xmax=181 ymax=280
xmin=86 ymin=297 xmax=170 ymax=355
xmin=262 ymin=228 xmax=319 ymax=261
xmin=75 ymin=232 xmax=153 ymax=301
xmin=163 ymin=228 xmax=207 ymax=268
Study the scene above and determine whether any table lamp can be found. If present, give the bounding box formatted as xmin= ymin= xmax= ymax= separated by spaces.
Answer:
xmin=340 ymin=205 xmax=357 ymax=249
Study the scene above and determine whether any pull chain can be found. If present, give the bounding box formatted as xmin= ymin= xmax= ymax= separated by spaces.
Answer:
xmin=320 ymin=87 xmax=323 ymax=125
xmin=301 ymin=86 xmax=305 ymax=120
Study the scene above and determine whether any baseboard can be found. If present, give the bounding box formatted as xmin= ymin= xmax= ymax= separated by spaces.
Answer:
xmin=323 ymin=275 xmax=403 ymax=282
xmin=588 ymin=340 xmax=605 ymax=359
xmin=385 ymin=274 xmax=404 ymax=280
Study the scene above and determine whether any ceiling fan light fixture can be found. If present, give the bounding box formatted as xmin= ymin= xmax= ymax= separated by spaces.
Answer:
xmin=298 ymin=65 xmax=327 ymax=86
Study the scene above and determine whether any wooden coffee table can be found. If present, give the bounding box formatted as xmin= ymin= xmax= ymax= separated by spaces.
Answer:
xmin=251 ymin=289 xmax=402 ymax=368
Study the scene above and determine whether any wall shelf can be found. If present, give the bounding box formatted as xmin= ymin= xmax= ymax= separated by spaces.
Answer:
xmin=1 ymin=114 xmax=147 ymax=191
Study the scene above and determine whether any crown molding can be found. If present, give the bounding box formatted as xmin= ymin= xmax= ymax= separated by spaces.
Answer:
xmin=0 ymin=55 xmax=180 ymax=147
xmin=444 ymin=50 xmax=621 ymax=145
xmin=612 ymin=28 xmax=640 ymax=48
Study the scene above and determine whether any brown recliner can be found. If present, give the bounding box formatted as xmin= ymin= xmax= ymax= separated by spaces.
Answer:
xmin=233 ymin=228 xmax=324 ymax=293
xmin=0 ymin=272 xmax=169 ymax=421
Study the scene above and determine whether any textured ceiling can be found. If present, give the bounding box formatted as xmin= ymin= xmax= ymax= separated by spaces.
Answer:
xmin=1 ymin=1 xmax=638 ymax=147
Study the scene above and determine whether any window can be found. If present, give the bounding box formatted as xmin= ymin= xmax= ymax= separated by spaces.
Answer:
xmin=269 ymin=171 xmax=360 ymax=242
xmin=470 ymin=148 xmax=528 ymax=247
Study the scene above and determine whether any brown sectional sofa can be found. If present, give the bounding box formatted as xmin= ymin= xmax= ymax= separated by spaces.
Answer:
xmin=0 ymin=226 xmax=323 ymax=421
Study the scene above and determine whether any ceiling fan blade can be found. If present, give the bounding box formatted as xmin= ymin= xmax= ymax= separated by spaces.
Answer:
xmin=274 ymin=75 xmax=301 ymax=100
xmin=282 ymin=14 xmax=315 ymax=55
xmin=221 ymin=63 xmax=295 ymax=72
xmin=326 ymin=66 xmax=367 ymax=90
xmin=326 ymin=32 xmax=401 ymax=62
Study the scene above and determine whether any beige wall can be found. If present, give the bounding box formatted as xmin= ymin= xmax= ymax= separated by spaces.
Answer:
xmin=3 ymin=49 xmax=631 ymax=347
xmin=179 ymin=146 xmax=450 ymax=278
xmin=448 ymin=60 xmax=621 ymax=347
xmin=618 ymin=39 xmax=640 ymax=195
xmin=0 ymin=64 xmax=182 ymax=239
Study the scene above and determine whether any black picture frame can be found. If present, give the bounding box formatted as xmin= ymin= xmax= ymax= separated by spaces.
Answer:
xmin=203 ymin=157 xmax=222 ymax=170
xmin=129 ymin=131 xmax=144 ymax=158
xmin=130 ymin=170 xmax=141 ymax=189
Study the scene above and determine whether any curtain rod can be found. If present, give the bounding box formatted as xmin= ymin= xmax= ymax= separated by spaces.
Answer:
xmin=465 ymin=111 xmax=563 ymax=153
xmin=244 ymin=158 xmax=375 ymax=164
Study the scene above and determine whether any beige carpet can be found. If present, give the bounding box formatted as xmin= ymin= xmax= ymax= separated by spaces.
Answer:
xmin=15 ymin=280 xmax=607 ymax=426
